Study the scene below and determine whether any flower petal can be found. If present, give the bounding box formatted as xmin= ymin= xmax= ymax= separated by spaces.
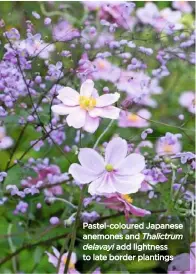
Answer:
xmin=52 ymin=104 xmax=78 ymax=115
xmin=96 ymin=93 xmax=120 ymax=107
xmin=83 ymin=114 xmax=100 ymax=133
xmin=88 ymin=173 xmax=116 ymax=195
xmin=45 ymin=252 xmax=58 ymax=267
xmin=117 ymin=153 xmax=145 ymax=175
xmin=66 ymin=108 xmax=86 ymax=129
xmin=96 ymin=174 xmax=116 ymax=194
xmin=128 ymin=204 xmax=151 ymax=217
xmin=105 ymin=137 xmax=127 ymax=167
xmin=113 ymin=174 xmax=145 ymax=194
xmin=79 ymin=148 xmax=105 ymax=174
xmin=69 ymin=163 xmax=98 ymax=184
xmin=89 ymin=106 xmax=120 ymax=119
xmin=88 ymin=176 xmax=104 ymax=195
xmin=0 ymin=137 xmax=13 ymax=149
xmin=52 ymin=247 xmax=60 ymax=258
xmin=80 ymin=79 xmax=94 ymax=97
xmin=57 ymin=87 xmax=79 ymax=106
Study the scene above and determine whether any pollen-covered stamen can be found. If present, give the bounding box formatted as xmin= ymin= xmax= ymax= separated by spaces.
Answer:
xmin=163 ymin=144 xmax=173 ymax=153
xmin=79 ymin=96 xmax=96 ymax=110
xmin=128 ymin=113 xmax=139 ymax=122
xmin=122 ymin=194 xmax=133 ymax=203
xmin=105 ymin=164 xmax=114 ymax=172
xmin=62 ymin=257 xmax=75 ymax=269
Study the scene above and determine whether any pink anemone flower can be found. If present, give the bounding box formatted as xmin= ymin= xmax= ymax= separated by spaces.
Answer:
xmin=69 ymin=137 xmax=145 ymax=195
xmin=52 ymin=79 xmax=120 ymax=133
xmin=103 ymin=193 xmax=151 ymax=219
xmin=45 ymin=247 xmax=79 ymax=274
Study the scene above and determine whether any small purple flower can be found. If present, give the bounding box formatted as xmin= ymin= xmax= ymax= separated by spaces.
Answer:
xmin=138 ymin=46 xmax=153 ymax=56
xmin=172 ymin=152 xmax=196 ymax=164
xmin=44 ymin=17 xmax=51 ymax=25
xmin=81 ymin=211 xmax=100 ymax=223
xmin=14 ymin=201 xmax=28 ymax=214
xmin=50 ymin=216 xmax=60 ymax=225
xmin=141 ymin=128 xmax=153 ymax=140
xmin=32 ymin=11 xmax=40 ymax=19
xmin=5 ymin=28 xmax=20 ymax=41
xmin=0 ymin=172 xmax=7 ymax=182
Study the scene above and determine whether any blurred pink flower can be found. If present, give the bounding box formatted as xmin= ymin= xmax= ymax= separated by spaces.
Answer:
xmin=172 ymin=1 xmax=192 ymax=13
xmin=21 ymin=164 xmax=64 ymax=196
xmin=156 ymin=133 xmax=182 ymax=156
xmin=98 ymin=2 xmax=136 ymax=30
xmin=0 ymin=126 xmax=13 ymax=150
xmin=46 ymin=247 xmax=79 ymax=274
xmin=52 ymin=21 xmax=80 ymax=41
xmin=92 ymin=58 xmax=121 ymax=83
xmin=118 ymin=109 xmax=151 ymax=128
xmin=137 ymin=3 xmax=183 ymax=33
xmin=103 ymin=193 xmax=151 ymax=219
xmin=179 ymin=91 xmax=195 ymax=114
xmin=52 ymin=79 xmax=120 ymax=133
xmin=69 ymin=137 xmax=145 ymax=195
xmin=168 ymin=242 xmax=196 ymax=274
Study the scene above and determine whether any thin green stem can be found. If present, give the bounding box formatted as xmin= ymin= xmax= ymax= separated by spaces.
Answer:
xmin=8 ymin=224 xmax=17 ymax=273
xmin=64 ymin=185 xmax=87 ymax=273
xmin=93 ymin=120 xmax=114 ymax=149
xmin=49 ymin=197 xmax=77 ymax=209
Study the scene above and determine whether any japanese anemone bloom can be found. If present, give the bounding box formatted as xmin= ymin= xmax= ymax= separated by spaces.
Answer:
xmin=69 ymin=137 xmax=145 ymax=195
xmin=51 ymin=79 xmax=120 ymax=133
xmin=103 ymin=193 xmax=151 ymax=219
xmin=45 ymin=247 xmax=79 ymax=274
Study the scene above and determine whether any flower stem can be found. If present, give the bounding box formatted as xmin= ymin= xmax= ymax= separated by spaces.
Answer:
xmin=64 ymin=119 xmax=115 ymax=273
xmin=64 ymin=185 xmax=87 ymax=273
xmin=93 ymin=119 xmax=114 ymax=149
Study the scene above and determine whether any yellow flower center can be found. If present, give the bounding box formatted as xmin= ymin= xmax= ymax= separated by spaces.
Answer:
xmin=105 ymin=164 xmax=114 ymax=172
xmin=122 ymin=194 xmax=133 ymax=203
xmin=62 ymin=257 xmax=75 ymax=269
xmin=128 ymin=113 xmax=139 ymax=122
xmin=97 ymin=60 xmax=106 ymax=69
xmin=163 ymin=144 xmax=173 ymax=153
xmin=79 ymin=96 xmax=96 ymax=110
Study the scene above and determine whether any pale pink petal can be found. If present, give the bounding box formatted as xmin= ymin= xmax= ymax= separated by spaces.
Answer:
xmin=66 ymin=108 xmax=86 ymax=128
xmin=89 ymin=106 xmax=120 ymax=119
xmin=96 ymin=93 xmax=120 ymax=107
xmin=117 ymin=153 xmax=145 ymax=174
xmin=83 ymin=114 xmax=100 ymax=133
xmin=52 ymin=246 xmax=60 ymax=258
xmin=57 ymin=87 xmax=79 ymax=106
xmin=92 ymin=88 xmax=99 ymax=98
xmin=58 ymin=262 xmax=65 ymax=274
xmin=70 ymin=252 xmax=77 ymax=264
xmin=113 ymin=174 xmax=145 ymax=194
xmin=45 ymin=252 xmax=58 ymax=267
xmin=128 ymin=204 xmax=151 ymax=217
xmin=0 ymin=137 xmax=13 ymax=149
xmin=96 ymin=174 xmax=116 ymax=194
xmin=88 ymin=176 xmax=104 ymax=195
xmin=52 ymin=104 xmax=79 ymax=115
xmin=69 ymin=163 xmax=98 ymax=184
xmin=88 ymin=173 xmax=116 ymax=195
xmin=78 ymin=148 xmax=104 ymax=174
xmin=80 ymin=79 xmax=94 ymax=97
xmin=105 ymin=137 xmax=127 ymax=167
